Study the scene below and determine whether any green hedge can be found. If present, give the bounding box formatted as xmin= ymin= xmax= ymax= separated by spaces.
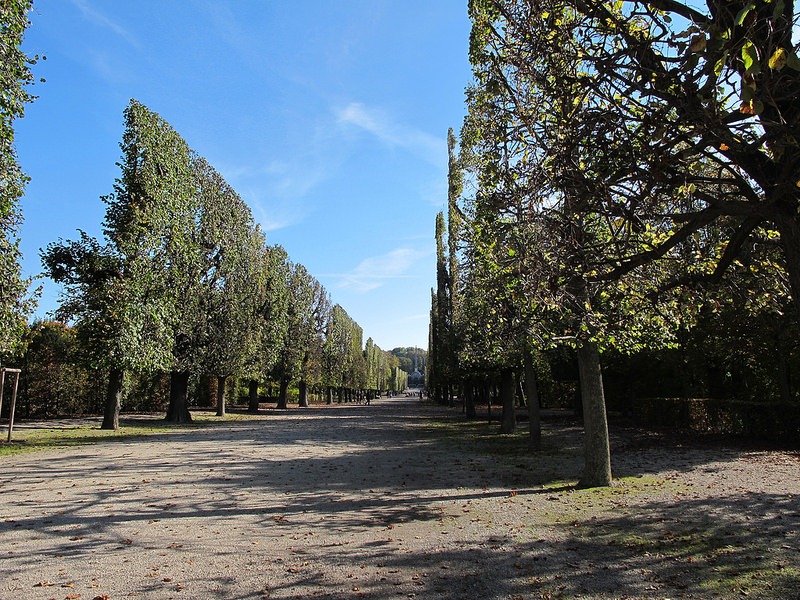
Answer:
xmin=633 ymin=397 xmax=800 ymax=440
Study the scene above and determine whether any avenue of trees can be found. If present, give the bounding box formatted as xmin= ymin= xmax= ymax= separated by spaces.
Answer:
xmin=16 ymin=100 xmax=406 ymax=426
xmin=1 ymin=6 xmax=409 ymax=423
xmin=428 ymin=0 xmax=800 ymax=486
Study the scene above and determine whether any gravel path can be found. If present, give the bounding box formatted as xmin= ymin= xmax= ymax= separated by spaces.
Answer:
xmin=1 ymin=397 xmax=799 ymax=599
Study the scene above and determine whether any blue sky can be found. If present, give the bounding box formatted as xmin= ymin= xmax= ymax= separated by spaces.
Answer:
xmin=16 ymin=0 xmax=472 ymax=351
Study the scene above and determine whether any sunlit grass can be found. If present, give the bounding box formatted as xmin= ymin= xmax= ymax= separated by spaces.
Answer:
xmin=0 ymin=409 xmax=268 ymax=457
xmin=0 ymin=423 xmax=177 ymax=457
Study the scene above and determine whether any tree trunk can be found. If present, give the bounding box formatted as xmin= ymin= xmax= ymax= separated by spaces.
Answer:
xmin=500 ymin=368 xmax=516 ymax=434
xmin=298 ymin=380 xmax=309 ymax=407
xmin=515 ymin=372 xmax=526 ymax=407
xmin=101 ymin=367 xmax=123 ymax=430
xmin=523 ymin=352 xmax=542 ymax=451
xmin=166 ymin=371 xmax=192 ymax=423
xmin=576 ymin=340 xmax=612 ymax=487
xmin=465 ymin=380 xmax=476 ymax=419
xmin=326 ymin=386 xmax=333 ymax=405
xmin=277 ymin=377 xmax=289 ymax=409
xmin=777 ymin=350 xmax=792 ymax=404
xmin=248 ymin=379 xmax=259 ymax=413
xmin=776 ymin=212 xmax=800 ymax=322
xmin=215 ymin=375 xmax=227 ymax=417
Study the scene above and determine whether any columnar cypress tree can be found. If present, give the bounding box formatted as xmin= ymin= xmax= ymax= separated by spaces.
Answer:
xmin=431 ymin=211 xmax=449 ymax=404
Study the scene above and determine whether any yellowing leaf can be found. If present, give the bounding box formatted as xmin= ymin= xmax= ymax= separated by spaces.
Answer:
xmin=735 ymin=2 xmax=756 ymax=26
xmin=720 ymin=143 xmax=730 ymax=151
xmin=769 ymin=48 xmax=788 ymax=70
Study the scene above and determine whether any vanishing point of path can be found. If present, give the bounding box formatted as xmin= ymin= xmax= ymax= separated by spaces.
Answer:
xmin=1 ymin=397 xmax=799 ymax=599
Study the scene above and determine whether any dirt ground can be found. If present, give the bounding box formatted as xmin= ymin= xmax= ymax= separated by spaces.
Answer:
xmin=1 ymin=397 xmax=798 ymax=600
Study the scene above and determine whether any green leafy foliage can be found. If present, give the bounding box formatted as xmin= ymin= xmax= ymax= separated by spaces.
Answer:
xmin=0 ymin=0 xmax=40 ymax=358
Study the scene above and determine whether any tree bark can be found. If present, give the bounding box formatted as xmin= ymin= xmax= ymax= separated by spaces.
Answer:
xmin=500 ymin=368 xmax=516 ymax=434
xmin=298 ymin=380 xmax=309 ymax=407
xmin=101 ymin=367 xmax=123 ymax=430
xmin=776 ymin=211 xmax=800 ymax=323
xmin=515 ymin=372 xmax=526 ymax=407
xmin=215 ymin=375 xmax=227 ymax=417
xmin=464 ymin=380 xmax=476 ymax=419
xmin=523 ymin=352 xmax=542 ymax=451
xmin=276 ymin=377 xmax=289 ymax=409
xmin=248 ymin=379 xmax=259 ymax=413
xmin=576 ymin=340 xmax=612 ymax=487
xmin=166 ymin=371 xmax=192 ymax=423
xmin=326 ymin=386 xmax=333 ymax=405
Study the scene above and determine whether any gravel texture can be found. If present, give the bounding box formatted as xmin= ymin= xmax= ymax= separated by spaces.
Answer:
xmin=1 ymin=397 xmax=798 ymax=599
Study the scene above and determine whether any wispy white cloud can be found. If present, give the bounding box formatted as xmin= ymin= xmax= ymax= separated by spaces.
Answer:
xmin=336 ymin=102 xmax=446 ymax=168
xmin=216 ymin=154 xmax=331 ymax=232
xmin=333 ymin=247 xmax=430 ymax=293
xmin=72 ymin=0 xmax=140 ymax=47
xmin=221 ymin=160 xmax=326 ymax=199
xmin=247 ymin=194 xmax=305 ymax=232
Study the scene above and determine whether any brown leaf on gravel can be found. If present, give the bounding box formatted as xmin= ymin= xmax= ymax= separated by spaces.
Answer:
xmin=33 ymin=581 xmax=55 ymax=587
xmin=93 ymin=596 xmax=110 ymax=600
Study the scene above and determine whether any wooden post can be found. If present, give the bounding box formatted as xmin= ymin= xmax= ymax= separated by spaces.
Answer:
xmin=0 ymin=368 xmax=5 ymax=421
xmin=1 ymin=368 xmax=22 ymax=442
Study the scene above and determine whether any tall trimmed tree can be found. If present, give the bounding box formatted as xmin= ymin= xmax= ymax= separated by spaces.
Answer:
xmin=1 ymin=0 xmax=39 ymax=358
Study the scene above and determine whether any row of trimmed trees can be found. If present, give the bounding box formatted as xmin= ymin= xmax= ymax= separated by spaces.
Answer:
xmin=38 ymin=100 xmax=406 ymax=428
xmin=12 ymin=318 xmax=410 ymax=421
xmin=429 ymin=0 xmax=800 ymax=487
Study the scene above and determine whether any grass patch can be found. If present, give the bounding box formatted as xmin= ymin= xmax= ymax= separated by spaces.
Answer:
xmin=423 ymin=414 xmax=580 ymax=458
xmin=0 ymin=423 xmax=179 ymax=457
xmin=565 ymin=494 xmax=800 ymax=599
xmin=421 ymin=410 xmax=586 ymax=488
xmin=0 ymin=410 xmax=269 ymax=458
